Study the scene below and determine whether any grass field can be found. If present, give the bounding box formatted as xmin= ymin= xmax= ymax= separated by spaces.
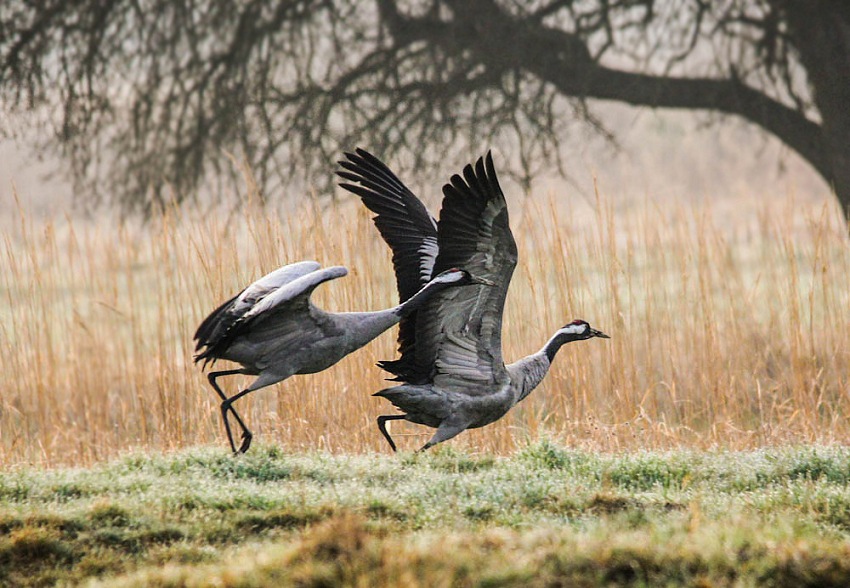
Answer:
xmin=3 ymin=442 xmax=850 ymax=586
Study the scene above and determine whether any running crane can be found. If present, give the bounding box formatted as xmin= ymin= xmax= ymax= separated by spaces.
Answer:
xmin=194 ymin=261 xmax=488 ymax=453
xmin=338 ymin=149 xmax=609 ymax=451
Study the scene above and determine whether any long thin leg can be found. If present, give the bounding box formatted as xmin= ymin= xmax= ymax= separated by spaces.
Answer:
xmin=207 ymin=370 xmax=251 ymax=454
xmin=221 ymin=387 xmax=257 ymax=454
xmin=376 ymin=415 xmax=406 ymax=452
xmin=418 ymin=419 xmax=470 ymax=452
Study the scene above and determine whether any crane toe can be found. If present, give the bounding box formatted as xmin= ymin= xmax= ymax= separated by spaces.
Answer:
xmin=238 ymin=431 xmax=253 ymax=454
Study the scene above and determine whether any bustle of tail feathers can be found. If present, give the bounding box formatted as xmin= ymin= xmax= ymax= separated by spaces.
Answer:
xmin=193 ymin=292 xmax=243 ymax=369
xmin=194 ymin=337 xmax=223 ymax=368
xmin=376 ymin=357 xmax=432 ymax=384
xmin=376 ymin=359 xmax=407 ymax=381
xmin=194 ymin=343 xmax=222 ymax=369
xmin=194 ymin=312 xmax=253 ymax=368
xmin=372 ymin=386 xmax=414 ymax=414
xmin=193 ymin=294 xmax=238 ymax=347
xmin=195 ymin=353 xmax=218 ymax=370
xmin=372 ymin=387 xmax=397 ymax=398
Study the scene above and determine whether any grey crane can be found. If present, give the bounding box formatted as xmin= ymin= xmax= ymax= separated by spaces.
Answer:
xmin=338 ymin=149 xmax=610 ymax=451
xmin=193 ymin=261 xmax=488 ymax=453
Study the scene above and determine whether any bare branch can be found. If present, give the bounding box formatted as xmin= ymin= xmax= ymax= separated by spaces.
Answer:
xmin=2 ymin=0 xmax=847 ymax=217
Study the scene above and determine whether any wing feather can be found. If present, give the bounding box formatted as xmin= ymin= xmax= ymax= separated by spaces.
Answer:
xmin=242 ymin=266 xmax=346 ymax=321
xmin=193 ymin=263 xmax=345 ymax=366
xmin=411 ymin=152 xmax=518 ymax=390
xmin=193 ymin=261 xmax=321 ymax=352
xmin=337 ymin=148 xmax=439 ymax=380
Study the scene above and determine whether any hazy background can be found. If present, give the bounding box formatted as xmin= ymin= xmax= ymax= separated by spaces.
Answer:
xmin=1 ymin=102 xmax=831 ymax=221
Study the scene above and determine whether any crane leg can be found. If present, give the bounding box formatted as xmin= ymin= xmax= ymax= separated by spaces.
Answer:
xmin=220 ymin=387 xmax=256 ymax=454
xmin=418 ymin=420 xmax=469 ymax=452
xmin=207 ymin=370 xmax=252 ymax=454
xmin=376 ymin=415 xmax=406 ymax=452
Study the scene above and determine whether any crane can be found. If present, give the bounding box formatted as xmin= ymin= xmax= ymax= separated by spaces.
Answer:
xmin=194 ymin=261 xmax=488 ymax=453
xmin=338 ymin=149 xmax=609 ymax=451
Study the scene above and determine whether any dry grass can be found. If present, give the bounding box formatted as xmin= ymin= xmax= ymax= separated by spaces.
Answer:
xmin=2 ymin=174 xmax=850 ymax=466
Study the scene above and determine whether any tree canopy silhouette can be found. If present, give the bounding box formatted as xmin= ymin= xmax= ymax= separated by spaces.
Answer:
xmin=2 ymin=0 xmax=848 ymax=217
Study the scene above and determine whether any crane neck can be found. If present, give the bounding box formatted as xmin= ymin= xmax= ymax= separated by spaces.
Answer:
xmin=335 ymin=277 xmax=459 ymax=347
xmin=395 ymin=277 xmax=455 ymax=316
xmin=543 ymin=331 xmax=585 ymax=362
xmin=511 ymin=330 xmax=591 ymax=405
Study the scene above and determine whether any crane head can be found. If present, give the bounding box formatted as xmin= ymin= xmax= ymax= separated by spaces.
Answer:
xmin=559 ymin=319 xmax=610 ymax=340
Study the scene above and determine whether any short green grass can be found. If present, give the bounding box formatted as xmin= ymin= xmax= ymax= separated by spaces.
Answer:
xmin=3 ymin=442 xmax=850 ymax=586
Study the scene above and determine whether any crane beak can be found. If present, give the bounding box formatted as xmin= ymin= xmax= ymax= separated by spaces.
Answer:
xmin=471 ymin=275 xmax=496 ymax=286
xmin=590 ymin=328 xmax=610 ymax=339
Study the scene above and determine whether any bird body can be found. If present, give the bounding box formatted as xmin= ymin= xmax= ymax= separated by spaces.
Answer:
xmin=194 ymin=260 xmax=481 ymax=453
xmin=376 ymin=323 xmax=603 ymax=447
xmin=339 ymin=149 xmax=609 ymax=451
xmin=216 ymin=307 xmax=413 ymax=378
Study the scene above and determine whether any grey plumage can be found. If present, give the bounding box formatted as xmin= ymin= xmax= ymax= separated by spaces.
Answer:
xmin=339 ymin=149 xmax=610 ymax=452
xmin=194 ymin=260 xmax=483 ymax=454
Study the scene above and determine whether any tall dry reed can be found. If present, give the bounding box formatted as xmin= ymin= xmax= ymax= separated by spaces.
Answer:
xmin=2 ymin=178 xmax=849 ymax=466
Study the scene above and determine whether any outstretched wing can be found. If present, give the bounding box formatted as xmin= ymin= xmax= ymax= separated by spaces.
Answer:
xmin=193 ymin=262 xmax=346 ymax=367
xmin=337 ymin=148 xmax=438 ymax=294
xmin=337 ymin=148 xmax=439 ymax=379
xmin=410 ymin=152 xmax=518 ymax=390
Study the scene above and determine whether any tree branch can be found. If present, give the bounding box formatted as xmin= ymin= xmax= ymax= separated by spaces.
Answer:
xmin=381 ymin=0 xmax=830 ymax=184
xmin=537 ymin=64 xmax=830 ymax=182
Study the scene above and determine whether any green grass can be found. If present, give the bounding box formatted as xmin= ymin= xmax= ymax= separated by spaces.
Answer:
xmin=3 ymin=442 xmax=850 ymax=586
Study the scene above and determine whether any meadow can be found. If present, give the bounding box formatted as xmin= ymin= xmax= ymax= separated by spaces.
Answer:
xmin=4 ymin=443 xmax=850 ymax=586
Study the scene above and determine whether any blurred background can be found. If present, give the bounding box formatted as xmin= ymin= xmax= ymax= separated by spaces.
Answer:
xmin=0 ymin=103 xmax=831 ymax=220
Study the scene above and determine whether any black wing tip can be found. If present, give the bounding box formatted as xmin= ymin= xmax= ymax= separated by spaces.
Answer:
xmin=337 ymin=160 xmax=360 ymax=173
xmin=444 ymin=172 xmax=466 ymax=195
xmin=193 ymin=349 xmax=211 ymax=367
xmin=472 ymin=150 xmax=498 ymax=182
xmin=355 ymin=147 xmax=379 ymax=161
xmin=342 ymin=147 xmax=368 ymax=158
xmin=337 ymin=149 xmax=396 ymax=188
xmin=337 ymin=181 xmax=362 ymax=193
xmin=474 ymin=155 xmax=486 ymax=177
xmin=337 ymin=150 xmax=363 ymax=171
xmin=340 ymin=147 xmax=378 ymax=166
xmin=376 ymin=359 xmax=407 ymax=379
xmin=376 ymin=359 xmax=397 ymax=371
xmin=336 ymin=172 xmax=357 ymax=184
xmin=483 ymin=150 xmax=500 ymax=188
xmin=445 ymin=150 xmax=501 ymax=200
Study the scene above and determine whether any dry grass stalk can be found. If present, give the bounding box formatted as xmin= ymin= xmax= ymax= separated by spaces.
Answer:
xmin=2 ymin=179 xmax=849 ymax=466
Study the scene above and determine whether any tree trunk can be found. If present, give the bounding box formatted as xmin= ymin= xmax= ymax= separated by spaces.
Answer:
xmin=785 ymin=1 xmax=850 ymax=219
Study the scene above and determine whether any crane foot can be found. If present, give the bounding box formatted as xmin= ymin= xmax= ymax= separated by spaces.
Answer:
xmin=238 ymin=430 xmax=253 ymax=454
